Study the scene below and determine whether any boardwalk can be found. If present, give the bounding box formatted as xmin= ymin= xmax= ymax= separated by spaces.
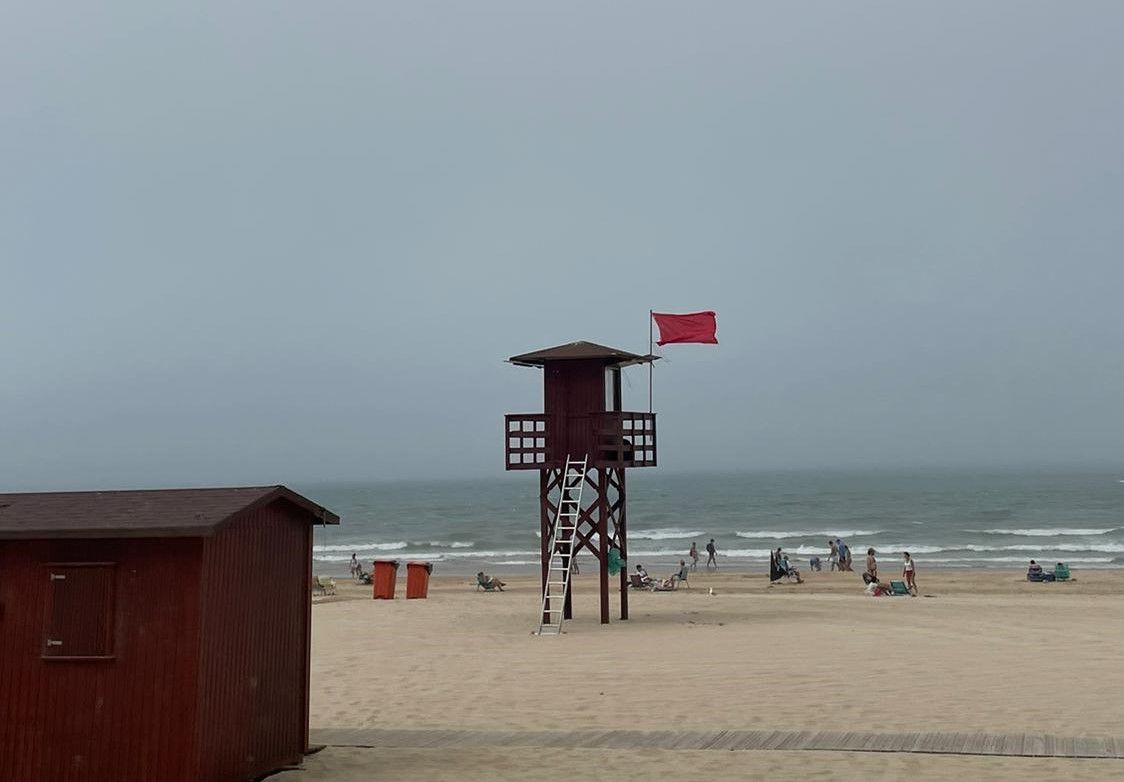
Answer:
xmin=310 ymin=728 xmax=1124 ymax=760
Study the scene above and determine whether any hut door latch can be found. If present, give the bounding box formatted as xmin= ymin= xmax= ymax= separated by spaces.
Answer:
xmin=46 ymin=639 xmax=63 ymax=647
xmin=49 ymin=573 xmax=66 ymax=581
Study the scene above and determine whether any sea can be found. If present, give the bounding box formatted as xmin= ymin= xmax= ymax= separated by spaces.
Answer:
xmin=299 ymin=469 xmax=1124 ymax=576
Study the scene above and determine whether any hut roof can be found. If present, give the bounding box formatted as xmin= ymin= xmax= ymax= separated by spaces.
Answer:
xmin=508 ymin=341 xmax=658 ymax=368
xmin=0 ymin=485 xmax=339 ymax=540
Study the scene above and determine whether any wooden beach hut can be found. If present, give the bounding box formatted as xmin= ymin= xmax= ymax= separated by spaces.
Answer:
xmin=0 ymin=485 xmax=339 ymax=782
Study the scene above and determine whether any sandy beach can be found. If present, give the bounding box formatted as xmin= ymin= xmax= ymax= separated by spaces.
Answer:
xmin=274 ymin=567 xmax=1124 ymax=781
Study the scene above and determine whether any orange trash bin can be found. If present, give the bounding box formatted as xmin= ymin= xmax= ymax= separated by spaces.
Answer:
xmin=372 ymin=559 xmax=399 ymax=599
xmin=406 ymin=561 xmax=433 ymax=599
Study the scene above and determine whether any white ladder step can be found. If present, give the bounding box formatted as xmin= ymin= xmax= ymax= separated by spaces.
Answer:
xmin=537 ymin=454 xmax=588 ymax=636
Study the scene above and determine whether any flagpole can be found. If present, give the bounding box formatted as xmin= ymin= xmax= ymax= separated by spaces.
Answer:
xmin=648 ymin=310 xmax=653 ymax=415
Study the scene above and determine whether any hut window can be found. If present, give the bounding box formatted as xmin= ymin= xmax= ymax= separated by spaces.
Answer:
xmin=42 ymin=563 xmax=117 ymax=660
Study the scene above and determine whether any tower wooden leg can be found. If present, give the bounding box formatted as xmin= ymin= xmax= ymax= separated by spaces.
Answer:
xmin=598 ymin=471 xmax=610 ymax=624
xmin=616 ymin=468 xmax=629 ymax=620
xmin=540 ymin=470 xmax=553 ymax=626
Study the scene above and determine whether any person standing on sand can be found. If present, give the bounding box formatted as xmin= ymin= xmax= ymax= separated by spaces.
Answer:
xmin=706 ymin=538 xmax=718 ymax=569
xmin=828 ymin=540 xmax=839 ymax=571
xmin=689 ymin=542 xmax=699 ymax=570
xmin=349 ymin=553 xmax=360 ymax=580
xmin=903 ymin=552 xmax=917 ymax=595
xmin=837 ymin=538 xmax=852 ymax=571
xmin=864 ymin=548 xmax=878 ymax=583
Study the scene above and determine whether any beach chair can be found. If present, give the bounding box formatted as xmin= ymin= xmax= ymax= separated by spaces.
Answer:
xmin=1053 ymin=563 xmax=1071 ymax=582
xmin=476 ymin=573 xmax=500 ymax=591
xmin=674 ymin=565 xmax=690 ymax=589
xmin=653 ymin=567 xmax=690 ymax=592
xmin=889 ymin=580 xmax=911 ymax=596
xmin=629 ymin=574 xmax=652 ymax=590
xmin=313 ymin=575 xmax=336 ymax=596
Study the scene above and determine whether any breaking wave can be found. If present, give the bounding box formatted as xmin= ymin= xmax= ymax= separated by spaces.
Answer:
xmin=735 ymin=529 xmax=884 ymax=540
xmin=629 ymin=528 xmax=705 ymax=540
xmin=314 ymin=541 xmax=408 ymax=553
xmin=970 ymin=528 xmax=1118 ymax=537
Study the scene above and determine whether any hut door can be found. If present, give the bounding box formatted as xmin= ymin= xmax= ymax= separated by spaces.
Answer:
xmin=605 ymin=368 xmax=622 ymax=412
xmin=42 ymin=562 xmax=117 ymax=660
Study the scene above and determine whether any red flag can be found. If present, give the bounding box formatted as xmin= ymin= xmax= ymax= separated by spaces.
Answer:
xmin=652 ymin=311 xmax=718 ymax=346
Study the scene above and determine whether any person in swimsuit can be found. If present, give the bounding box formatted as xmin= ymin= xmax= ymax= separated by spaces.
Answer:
xmin=903 ymin=552 xmax=917 ymax=595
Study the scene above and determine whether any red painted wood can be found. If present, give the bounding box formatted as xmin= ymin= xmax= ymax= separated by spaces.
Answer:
xmin=507 ymin=348 xmax=650 ymax=623
xmin=0 ymin=538 xmax=203 ymax=782
xmin=0 ymin=498 xmax=317 ymax=782
xmin=195 ymin=502 xmax=311 ymax=782
xmin=42 ymin=563 xmax=117 ymax=659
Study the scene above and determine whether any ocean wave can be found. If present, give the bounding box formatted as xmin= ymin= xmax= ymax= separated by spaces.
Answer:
xmin=314 ymin=549 xmax=540 ymax=563
xmin=630 ymin=547 xmax=775 ymax=559
xmin=958 ymin=543 xmax=1124 ymax=554
xmin=314 ymin=541 xmax=408 ymax=553
xmin=626 ymin=541 xmax=1124 ymax=559
xmin=735 ymin=529 xmax=884 ymax=540
xmin=629 ymin=528 xmax=705 ymax=540
xmin=315 ymin=540 xmax=476 ymax=553
xmin=920 ymin=556 xmax=1114 ymax=565
xmin=969 ymin=528 xmax=1118 ymax=537
xmin=852 ymin=542 xmax=1124 ymax=555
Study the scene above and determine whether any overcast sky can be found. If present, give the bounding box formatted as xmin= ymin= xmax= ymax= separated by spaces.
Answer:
xmin=3 ymin=1 xmax=1123 ymax=490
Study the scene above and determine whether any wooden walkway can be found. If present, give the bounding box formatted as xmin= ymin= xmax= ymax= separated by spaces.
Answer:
xmin=310 ymin=727 xmax=1124 ymax=760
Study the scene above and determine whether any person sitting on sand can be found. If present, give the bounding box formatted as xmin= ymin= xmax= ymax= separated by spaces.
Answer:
xmin=864 ymin=548 xmax=878 ymax=583
xmin=779 ymin=551 xmax=803 ymax=583
xmin=354 ymin=560 xmax=371 ymax=584
xmin=477 ymin=571 xmax=506 ymax=591
xmin=866 ymin=579 xmax=891 ymax=596
xmin=635 ymin=564 xmax=654 ymax=586
xmin=1027 ymin=560 xmax=1044 ymax=580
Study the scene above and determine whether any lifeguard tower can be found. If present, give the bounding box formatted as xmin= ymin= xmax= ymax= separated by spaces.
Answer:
xmin=505 ymin=341 xmax=657 ymax=634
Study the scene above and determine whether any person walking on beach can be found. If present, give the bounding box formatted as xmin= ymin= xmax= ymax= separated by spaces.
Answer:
xmin=349 ymin=553 xmax=360 ymax=581
xmin=837 ymin=538 xmax=852 ymax=571
xmin=903 ymin=552 xmax=917 ymax=595
xmin=828 ymin=539 xmax=839 ymax=571
xmin=689 ymin=542 xmax=699 ymax=570
xmin=705 ymin=538 xmax=718 ymax=569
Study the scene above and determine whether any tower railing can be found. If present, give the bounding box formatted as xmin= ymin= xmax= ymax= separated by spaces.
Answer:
xmin=591 ymin=411 xmax=657 ymax=468
xmin=505 ymin=414 xmax=552 ymax=469
xmin=505 ymin=412 xmax=656 ymax=470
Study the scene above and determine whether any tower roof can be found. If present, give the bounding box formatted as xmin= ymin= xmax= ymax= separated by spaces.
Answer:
xmin=508 ymin=341 xmax=657 ymax=368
